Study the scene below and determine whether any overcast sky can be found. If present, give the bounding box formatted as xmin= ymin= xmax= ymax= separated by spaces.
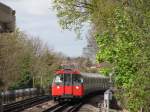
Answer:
xmin=1 ymin=0 xmax=87 ymax=57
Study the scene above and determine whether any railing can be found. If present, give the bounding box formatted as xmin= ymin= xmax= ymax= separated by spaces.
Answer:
xmin=0 ymin=88 xmax=45 ymax=105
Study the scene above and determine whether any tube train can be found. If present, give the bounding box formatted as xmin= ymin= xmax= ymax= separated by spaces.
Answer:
xmin=0 ymin=2 xmax=15 ymax=32
xmin=51 ymin=65 xmax=110 ymax=101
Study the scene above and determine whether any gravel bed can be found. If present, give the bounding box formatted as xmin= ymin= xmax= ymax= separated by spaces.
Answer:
xmin=22 ymin=100 xmax=56 ymax=112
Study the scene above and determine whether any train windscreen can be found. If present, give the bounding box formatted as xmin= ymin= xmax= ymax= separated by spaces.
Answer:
xmin=53 ymin=74 xmax=72 ymax=86
xmin=53 ymin=75 xmax=63 ymax=85
xmin=53 ymin=74 xmax=83 ymax=86
xmin=73 ymin=75 xmax=83 ymax=85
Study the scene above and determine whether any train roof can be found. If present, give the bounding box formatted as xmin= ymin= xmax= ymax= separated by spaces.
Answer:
xmin=55 ymin=69 xmax=108 ymax=79
xmin=81 ymin=72 xmax=108 ymax=78
xmin=55 ymin=69 xmax=80 ymax=75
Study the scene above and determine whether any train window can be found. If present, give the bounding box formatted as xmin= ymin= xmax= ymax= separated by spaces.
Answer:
xmin=73 ymin=75 xmax=83 ymax=85
xmin=64 ymin=74 xmax=72 ymax=86
xmin=54 ymin=75 xmax=63 ymax=84
xmin=81 ymin=78 xmax=83 ymax=83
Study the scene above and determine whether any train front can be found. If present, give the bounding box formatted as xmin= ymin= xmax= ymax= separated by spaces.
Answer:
xmin=52 ymin=68 xmax=84 ymax=101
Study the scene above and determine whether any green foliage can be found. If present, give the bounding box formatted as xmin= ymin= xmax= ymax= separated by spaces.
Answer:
xmin=96 ymin=8 xmax=150 ymax=111
xmin=53 ymin=0 xmax=91 ymax=28
xmin=10 ymin=54 xmax=33 ymax=89
xmin=52 ymin=0 xmax=93 ymax=37
xmin=98 ymin=67 xmax=112 ymax=76
xmin=96 ymin=8 xmax=138 ymax=86
xmin=9 ymin=74 xmax=32 ymax=90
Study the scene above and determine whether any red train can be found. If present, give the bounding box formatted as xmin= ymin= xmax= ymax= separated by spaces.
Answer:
xmin=51 ymin=65 xmax=109 ymax=101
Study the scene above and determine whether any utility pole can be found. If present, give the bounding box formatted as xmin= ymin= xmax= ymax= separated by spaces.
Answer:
xmin=32 ymin=76 xmax=35 ymax=88
xmin=109 ymin=68 xmax=114 ymax=90
xmin=40 ymin=76 xmax=43 ymax=88
xmin=109 ymin=72 xmax=113 ymax=90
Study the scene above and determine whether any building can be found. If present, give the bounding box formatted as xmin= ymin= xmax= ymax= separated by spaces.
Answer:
xmin=0 ymin=2 xmax=15 ymax=33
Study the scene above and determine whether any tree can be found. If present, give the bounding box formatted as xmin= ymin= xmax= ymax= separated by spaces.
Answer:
xmin=0 ymin=30 xmax=64 ymax=90
xmin=52 ymin=0 xmax=94 ymax=36
xmin=53 ymin=0 xmax=150 ymax=111
xmin=96 ymin=8 xmax=150 ymax=111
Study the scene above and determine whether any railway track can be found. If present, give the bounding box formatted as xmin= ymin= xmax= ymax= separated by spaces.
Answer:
xmin=43 ymin=102 xmax=68 ymax=112
xmin=43 ymin=101 xmax=83 ymax=112
xmin=63 ymin=102 xmax=83 ymax=112
xmin=42 ymin=92 xmax=104 ymax=112
xmin=3 ymin=95 xmax=51 ymax=112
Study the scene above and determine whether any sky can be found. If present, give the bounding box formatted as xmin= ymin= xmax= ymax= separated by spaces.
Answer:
xmin=1 ymin=0 xmax=87 ymax=57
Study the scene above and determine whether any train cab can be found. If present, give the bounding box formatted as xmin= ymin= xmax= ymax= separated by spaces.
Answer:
xmin=52 ymin=68 xmax=84 ymax=101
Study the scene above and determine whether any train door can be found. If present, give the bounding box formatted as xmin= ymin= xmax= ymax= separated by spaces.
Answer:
xmin=52 ymin=74 xmax=64 ymax=96
xmin=72 ymin=75 xmax=84 ymax=96
xmin=63 ymin=74 xmax=73 ymax=96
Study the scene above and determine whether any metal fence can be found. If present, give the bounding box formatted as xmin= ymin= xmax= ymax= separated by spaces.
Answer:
xmin=0 ymin=88 xmax=45 ymax=105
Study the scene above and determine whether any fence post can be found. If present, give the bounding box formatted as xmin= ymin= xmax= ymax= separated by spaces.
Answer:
xmin=0 ymin=92 xmax=3 ymax=112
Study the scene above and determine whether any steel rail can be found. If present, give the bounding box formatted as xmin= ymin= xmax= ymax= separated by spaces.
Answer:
xmin=3 ymin=95 xmax=51 ymax=112
xmin=66 ymin=102 xmax=83 ymax=112
xmin=42 ymin=102 xmax=68 ymax=112
xmin=43 ymin=101 xmax=83 ymax=112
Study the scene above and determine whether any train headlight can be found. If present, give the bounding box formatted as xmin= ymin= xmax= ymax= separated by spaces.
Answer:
xmin=57 ymin=86 xmax=60 ymax=89
xmin=75 ymin=86 xmax=79 ymax=89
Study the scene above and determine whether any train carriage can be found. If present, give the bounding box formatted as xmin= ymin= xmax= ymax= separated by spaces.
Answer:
xmin=81 ymin=73 xmax=109 ymax=96
xmin=51 ymin=65 xmax=109 ymax=101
